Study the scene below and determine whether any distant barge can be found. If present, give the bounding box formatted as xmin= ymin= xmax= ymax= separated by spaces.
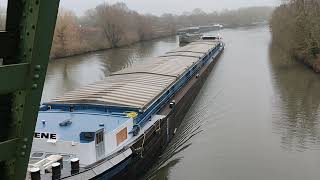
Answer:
xmin=27 ymin=37 xmax=224 ymax=180
xmin=179 ymin=33 xmax=203 ymax=44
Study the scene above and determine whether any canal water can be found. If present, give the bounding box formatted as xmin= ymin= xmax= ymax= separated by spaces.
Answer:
xmin=42 ymin=25 xmax=320 ymax=180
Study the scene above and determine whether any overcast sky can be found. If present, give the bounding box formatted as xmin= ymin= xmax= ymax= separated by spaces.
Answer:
xmin=0 ymin=0 xmax=280 ymax=15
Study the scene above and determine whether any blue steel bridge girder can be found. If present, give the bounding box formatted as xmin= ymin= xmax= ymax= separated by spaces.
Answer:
xmin=0 ymin=0 xmax=60 ymax=180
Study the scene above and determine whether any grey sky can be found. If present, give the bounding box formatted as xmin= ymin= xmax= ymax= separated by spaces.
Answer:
xmin=0 ymin=0 xmax=279 ymax=15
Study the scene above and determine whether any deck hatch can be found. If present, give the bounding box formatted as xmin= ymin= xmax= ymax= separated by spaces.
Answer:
xmin=48 ymin=41 xmax=219 ymax=109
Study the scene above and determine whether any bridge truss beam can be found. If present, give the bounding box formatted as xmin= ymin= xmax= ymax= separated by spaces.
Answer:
xmin=0 ymin=0 xmax=60 ymax=179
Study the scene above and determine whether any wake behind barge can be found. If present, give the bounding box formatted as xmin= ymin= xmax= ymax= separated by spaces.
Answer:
xmin=27 ymin=37 xmax=224 ymax=180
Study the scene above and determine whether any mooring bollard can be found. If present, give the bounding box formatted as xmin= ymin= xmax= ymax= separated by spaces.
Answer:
xmin=71 ymin=158 xmax=80 ymax=175
xmin=30 ymin=167 xmax=41 ymax=180
xmin=52 ymin=162 xmax=61 ymax=180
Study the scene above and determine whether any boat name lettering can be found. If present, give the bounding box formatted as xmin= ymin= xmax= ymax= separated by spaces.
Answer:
xmin=34 ymin=132 xmax=57 ymax=140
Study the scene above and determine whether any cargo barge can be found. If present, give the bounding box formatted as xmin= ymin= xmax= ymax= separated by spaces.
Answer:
xmin=27 ymin=37 xmax=224 ymax=180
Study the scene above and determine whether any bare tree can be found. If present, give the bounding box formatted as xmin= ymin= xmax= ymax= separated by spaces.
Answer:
xmin=160 ymin=14 xmax=177 ymax=35
xmin=91 ymin=3 xmax=128 ymax=48
xmin=135 ymin=15 xmax=153 ymax=40
xmin=51 ymin=10 xmax=81 ymax=58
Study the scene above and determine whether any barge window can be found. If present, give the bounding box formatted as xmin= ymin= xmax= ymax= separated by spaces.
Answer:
xmin=202 ymin=37 xmax=217 ymax=40
xmin=84 ymin=132 xmax=94 ymax=141
xmin=96 ymin=133 xmax=104 ymax=144
xmin=80 ymin=132 xmax=95 ymax=142
xmin=31 ymin=152 xmax=44 ymax=158
xmin=69 ymin=107 xmax=75 ymax=112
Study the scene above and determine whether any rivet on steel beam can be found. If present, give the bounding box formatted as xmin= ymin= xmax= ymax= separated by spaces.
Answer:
xmin=32 ymin=25 xmax=36 ymax=30
xmin=21 ymin=152 xmax=26 ymax=156
xmin=35 ymin=0 xmax=39 ymax=5
xmin=29 ymin=8 xmax=33 ymax=13
xmin=23 ymin=138 xmax=28 ymax=142
xmin=35 ymin=65 xmax=41 ymax=70
xmin=34 ymin=74 xmax=40 ymax=79
xmin=32 ymin=84 xmax=38 ymax=89
xmin=22 ymin=145 xmax=27 ymax=149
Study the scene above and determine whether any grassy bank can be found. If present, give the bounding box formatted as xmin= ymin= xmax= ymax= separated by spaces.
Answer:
xmin=270 ymin=0 xmax=320 ymax=72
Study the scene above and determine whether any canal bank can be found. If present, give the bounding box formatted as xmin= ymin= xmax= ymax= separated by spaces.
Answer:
xmin=269 ymin=0 xmax=320 ymax=74
xmin=50 ymin=34 xmax=177 ymax=60
xmin=42 ymin=26 xmax=320 ymax=180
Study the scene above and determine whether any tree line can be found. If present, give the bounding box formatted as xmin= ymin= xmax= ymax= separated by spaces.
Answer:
xmin=173 ymin=6 xmax=273 ymax=28
xmin=0 ymin=3 xmax=273 ymax=59
xmin=270 ymin=0 xmax=320 ymax=72
xmin=51 ymin=2 xmax=178 ymax=58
